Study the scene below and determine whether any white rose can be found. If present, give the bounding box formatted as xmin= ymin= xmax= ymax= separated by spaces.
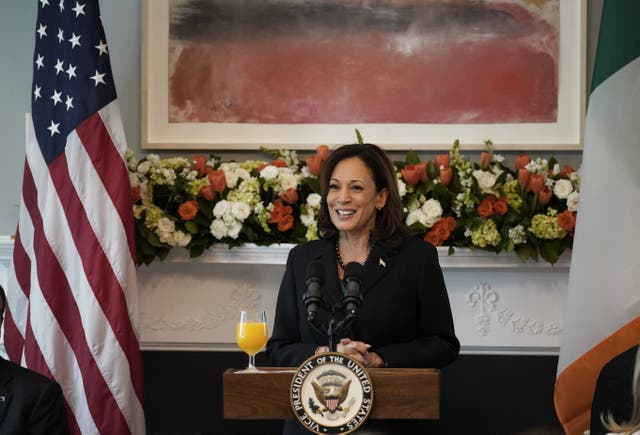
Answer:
xmin=139 ymin=183 xmax=149 ymax=203
xmin=280 ymin=173 xmax=299 ymax=191
xmin=472 ymin=170 xmax=497 ymax=194
xmin=156 ymin=217 xmax=174 ymax=233
xmin=146 ymin=154 xmax=160 ymax=163
xmin=227 ymin=220 xmax=243 ymax=239
xmin=173 ymin=231 xmax=191 ymax=247
xmin=231 ymin=201 xmax=251 ymax=221
xmin=406 ymin=209 xmax=425 ymax=227
xmin=260 ymin=165 xmax=279 ymax=180
xmin=235 ymin=168 xmax=251 ymax=183
xmin=397 ymin=179 xmax=407 ymax=197
xmin=553 ymin=179 xmax=573 ymax=199
xmin=421 ymin=199 xmax=443 ymax=221
xmin=306 ymin=193 xmax=322 ymax=208
xmin=300 ymin=211 xmax=316 ymax=227
xmin=213 ymin=200 xmax=230 ymax=218
xmin=210 ymin=219 xmax=227 ymax=239
xmin=223 ymin=214 xmax=236 ymax=225
xmin=158 ymin=231 xmax=173 ymax=245
xmin=129 ymin=173 xmax=140 ymax=187
xmin=136 ymin=161 xmax=152 ymax=175
xmin=566 ymin=191 xmax=579 ymax=212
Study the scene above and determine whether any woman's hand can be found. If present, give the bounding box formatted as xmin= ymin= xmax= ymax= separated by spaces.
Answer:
xmin=336 ymin=338 xmax=385 ymax=368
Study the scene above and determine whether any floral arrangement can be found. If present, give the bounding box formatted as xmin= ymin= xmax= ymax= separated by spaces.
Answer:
xmin=127 ymin=140 xmax=579 ymax=266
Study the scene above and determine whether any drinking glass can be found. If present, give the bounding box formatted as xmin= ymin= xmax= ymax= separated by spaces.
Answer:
xmin=236 ymin=310 xmax=268 ymax=372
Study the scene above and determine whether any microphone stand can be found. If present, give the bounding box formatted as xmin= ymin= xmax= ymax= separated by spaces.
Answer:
xmin=307 ymin=303 xmax=357 ymax=352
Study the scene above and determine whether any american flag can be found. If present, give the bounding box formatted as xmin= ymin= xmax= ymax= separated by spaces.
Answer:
xmin=3 ymin=1 xmax=145 ymax=433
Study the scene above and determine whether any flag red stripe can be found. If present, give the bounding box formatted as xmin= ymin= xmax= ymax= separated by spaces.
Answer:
xmin=12 ymin=229 xmax=32 ymax=299
xmin=3 ymin=306 xmax=24 ymax=363
xmin=21 ymin=162 xmax=131 ymax=434
xmin=22 ymin=320 xmax=81 ymax=435
xmin=75 ymin=113 xmax=136 ymax=257
xmin=49 ymin=148 xmax=144 ymax=403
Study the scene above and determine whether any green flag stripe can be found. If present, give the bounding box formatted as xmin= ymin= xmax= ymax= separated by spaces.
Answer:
xmin=590 ymin=0 xmax=640 ymax=93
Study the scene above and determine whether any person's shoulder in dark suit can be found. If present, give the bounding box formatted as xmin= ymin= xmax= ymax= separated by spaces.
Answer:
xmin=0 ymin=356 xmax=70 ymax=435
xmin=590 ymin=344 xmax=638 ymax=435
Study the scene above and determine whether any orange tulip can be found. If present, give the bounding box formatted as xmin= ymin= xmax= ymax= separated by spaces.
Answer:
xmin=192 ymin=155 xmax=208 ymax=176
xmin=207 ymin=169 xmax=227 ymax=192
xmin=401 ymin=164 xmax=421 ymax=186
xmin=316 ymin=145 xmax=330 ymax=161
xmin=528 ymin=174 xmax=546 ymax=194
xmin=131 ymin=185 xmax=141 ymax=203
xmin=199 ymin=185 xmax=216 ymax=201
xmin=518 ymin=169 xmax=531 ymax=188
xmin=479 ymin=152 xmax=491 ymax=169
xmin=271 ymin=159 xmax=288 ymax=168
xmin=306 ymin=155 xmax=323 ymax=176
xmin=434 ymin=154 xmax=450 ymax=169
xmin=538 ymin=186 xmax=553 ymax=205
xmin=514 ymin=154 xmax=531 ymax=171
xmin=438 ymin=167 xmax=453 ymax=186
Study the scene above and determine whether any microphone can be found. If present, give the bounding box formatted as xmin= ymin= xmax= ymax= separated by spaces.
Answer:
xmin=342 ymin=262 xmax=364 ymax=316
xmin=303 ymin=260 xmax=324 ymax=321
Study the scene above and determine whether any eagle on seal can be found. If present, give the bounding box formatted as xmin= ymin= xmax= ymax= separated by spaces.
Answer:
xmin=311 ymin=377 xmax=351 ymax=415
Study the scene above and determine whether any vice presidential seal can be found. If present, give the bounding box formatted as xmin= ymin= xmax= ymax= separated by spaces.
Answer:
xmin=290 ymin=352 xmax=374 ymax=434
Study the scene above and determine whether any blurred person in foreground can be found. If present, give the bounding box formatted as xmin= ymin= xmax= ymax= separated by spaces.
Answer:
xmin=0 ymin=284 xmax=70 ymax=434
xmin=591 ymin=344 xmax=640 ymax=435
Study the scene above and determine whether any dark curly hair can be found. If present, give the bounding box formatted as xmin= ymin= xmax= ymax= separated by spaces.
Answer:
xmin=317 ymin=143 xmax=410 ymax=248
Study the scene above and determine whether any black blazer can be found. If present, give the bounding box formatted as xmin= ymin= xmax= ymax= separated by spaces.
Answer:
xmin=266 ymin=236 xmax=460 ymax=368
xmin=590 ymin=344 xmax=638 ymax=435
xmin=0 ymin=357 xmax=69 ymax=435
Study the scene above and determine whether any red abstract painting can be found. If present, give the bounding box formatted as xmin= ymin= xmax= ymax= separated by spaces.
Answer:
xmin=168 ymin=0 xmax=559 ymax=124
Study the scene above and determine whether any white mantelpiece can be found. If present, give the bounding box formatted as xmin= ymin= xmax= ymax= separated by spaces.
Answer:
xmin=0 ymin=237 xmax=570 ymax=355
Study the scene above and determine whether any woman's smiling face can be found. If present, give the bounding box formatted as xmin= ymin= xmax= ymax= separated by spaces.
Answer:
xmin=327 ymin=157 xmax=387 ymax=237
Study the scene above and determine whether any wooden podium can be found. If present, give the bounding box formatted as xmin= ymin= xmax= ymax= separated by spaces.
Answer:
xmin=223 ymin=367 xmax=440 ymax=420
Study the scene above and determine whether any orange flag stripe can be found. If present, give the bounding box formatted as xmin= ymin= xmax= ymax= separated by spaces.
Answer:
xmin=554 ymin=317 xmax=640 ymax=435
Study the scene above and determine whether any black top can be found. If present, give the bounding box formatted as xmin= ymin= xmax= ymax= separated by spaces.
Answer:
xmin=266 ymin=237 xmax=460 ymax=434
xmin=0 ymin=357 xmax=70 ymax=435
xmin=590 ymin=344 xmax=638 ymax=435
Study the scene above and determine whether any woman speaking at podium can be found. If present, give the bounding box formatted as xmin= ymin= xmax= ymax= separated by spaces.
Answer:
xmin=266 ymin=143 xmax=459 ymax=434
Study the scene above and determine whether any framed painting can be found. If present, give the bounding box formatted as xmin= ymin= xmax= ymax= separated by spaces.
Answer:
xmin=142 ymin=0 xmax=585 ymax=150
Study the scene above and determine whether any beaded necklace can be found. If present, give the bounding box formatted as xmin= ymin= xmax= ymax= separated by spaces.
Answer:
xmin=335 ymin=239 xmax=373 ymax=269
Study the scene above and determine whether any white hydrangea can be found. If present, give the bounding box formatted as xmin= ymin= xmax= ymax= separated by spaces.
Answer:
xmin=508 ymin=225 xmax=527 ymax=245
xmin=146 ymin=154 xmax=160 ymax=164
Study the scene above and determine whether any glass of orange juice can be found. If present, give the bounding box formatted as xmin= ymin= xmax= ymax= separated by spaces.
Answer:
xmin=236 ymin=309 xmax=268 ymax=372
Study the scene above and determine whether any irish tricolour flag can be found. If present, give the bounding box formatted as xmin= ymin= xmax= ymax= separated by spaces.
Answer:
xmin=554 ymin=2 xmax=640 ymax=434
